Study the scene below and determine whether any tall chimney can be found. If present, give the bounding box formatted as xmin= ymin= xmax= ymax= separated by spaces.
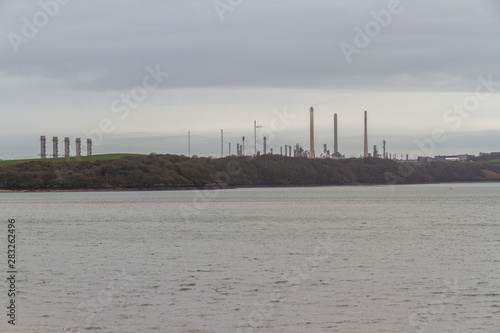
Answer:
xmin=64 ymin=137 xmax=70 ymax=157
xmin=310 ymin=107 xmax=315 ymax=158
xmin=242 ymin=136 xmax=245 ymax=156
xmin=40 ymin=136 xmax=46 ymax=159
xmin=221 ymin=129 xmax=224 ymax=158
xmin=364 ymin=110 xmax=368 ymax=158
xmin=334 ymin=113 xmax=338 ymax=153
xmin=87 ymin=139 xmax=92 ymax=156
xmin=76 ymin=138 xmax=81 ymax=157
xmin=52 ymin=136 xmax=58 ymax=158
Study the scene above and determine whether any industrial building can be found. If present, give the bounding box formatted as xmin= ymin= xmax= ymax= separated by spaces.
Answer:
xmin=39 ymin=136 xmax=92 ymax=158
xmin=35 ymin=105 xmax=493 ymax=162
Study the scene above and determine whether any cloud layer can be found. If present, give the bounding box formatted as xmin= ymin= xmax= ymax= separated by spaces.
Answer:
xmin=1 ymin=0 xmax=499 ymax=159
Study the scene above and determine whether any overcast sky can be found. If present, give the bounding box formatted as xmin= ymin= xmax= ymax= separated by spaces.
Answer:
xmin=1 ymin=0 xmax=499 ymax=159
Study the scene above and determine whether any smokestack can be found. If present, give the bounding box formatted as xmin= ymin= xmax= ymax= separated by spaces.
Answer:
xmin=87 ymin=139 xmax=92 ymax=156
xmin=52 ymin=136 xmax=58 ymax=158
xmin=64 ymin=137 xmax=70 ymax=158
xmin=334 ymin=113 xmax=338 ymax=153
xmin=40 ymin=136 xmax=46 ymax=159
xmin=263 ymin=136 xmax=267 ymax=154
xmin=242 ymin=136 xmax=245 ymax=156
xmin=364 ymin=111 xmax=368 ymax=158
xmin=76 ymin=138 xmax=81 ymax=157
xmin=310 ymin=107 xmax=315 ymax=158
xmin=221 ymin=129 xmax=224 ymax=158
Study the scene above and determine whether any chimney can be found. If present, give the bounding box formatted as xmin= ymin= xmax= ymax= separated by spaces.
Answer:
xmin=310 ymin=107 xmax=315 ymax=158
xmin=87 ymin=139 xmax=92 ymax=156
xmin=64 ymin=137 xmax=70 ymax=158
xmin=334 ymin=113 xmax=338 ymax=153
xmin=76 ymin=138 xmax=81 ymax=157
xmin=52 ymin=136 xmax=58 ymax=158
xmin=364 ymin=111 xmax=368 ymax=158
xmin=40 ymin=136 xmax=46 ymax=159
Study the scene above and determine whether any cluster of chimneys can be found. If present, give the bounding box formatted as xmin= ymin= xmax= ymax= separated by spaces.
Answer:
xmin=42 ymin=109 xmax=368 ymax=160
xmin=309 ymin=107 xmax=368 ymax=158
xmin=40 ymin=136 xmax=92 ymax=158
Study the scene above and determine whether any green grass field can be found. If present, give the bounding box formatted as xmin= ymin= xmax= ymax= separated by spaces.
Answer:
xmin=491 ymin=159 xmax=500 ymax=163
xmin=0 ymin=153 xmax=144 ymax=167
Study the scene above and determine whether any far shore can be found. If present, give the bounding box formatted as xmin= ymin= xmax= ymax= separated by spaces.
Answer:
xmin=1 ymin=180 xmax=498 ymax=193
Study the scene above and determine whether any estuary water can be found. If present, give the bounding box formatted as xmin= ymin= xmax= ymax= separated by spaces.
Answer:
xmin=0 ymin=183 xmax=499 ymax=332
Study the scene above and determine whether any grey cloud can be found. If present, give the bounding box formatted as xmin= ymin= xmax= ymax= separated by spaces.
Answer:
xmin=1 ymin=0 xmax=499 ymax=159
xmin=2 ymin=0 xmax=499 ymax=92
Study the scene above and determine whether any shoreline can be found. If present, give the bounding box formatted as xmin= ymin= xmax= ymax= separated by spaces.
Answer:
xmin=1 ymin=179 xmax=498 ymax=193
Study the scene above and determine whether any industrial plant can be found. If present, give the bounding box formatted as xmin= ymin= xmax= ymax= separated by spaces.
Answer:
xmin=34 ymin=108 xmax=398 ymax=161
xmin=34 ymin=106 xmax=491 ymax=163
xmin=40 ymin=136 xmax=92 ymax=158
xmin=214 ymin=107 xmax=481 ymax=163
xmin=222 ymin=107 xmax=368 ymax=160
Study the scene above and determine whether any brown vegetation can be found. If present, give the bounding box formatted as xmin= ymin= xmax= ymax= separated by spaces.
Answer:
xmin=0 ymin=154 xmax=499 ymax=190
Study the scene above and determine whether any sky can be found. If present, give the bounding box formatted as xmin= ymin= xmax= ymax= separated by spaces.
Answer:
xmin=1 ymin=0 xmax=499 ymax=160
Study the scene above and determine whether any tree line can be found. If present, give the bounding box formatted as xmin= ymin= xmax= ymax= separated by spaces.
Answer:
xmin=0 ymin=154 xmax=499 ymax=190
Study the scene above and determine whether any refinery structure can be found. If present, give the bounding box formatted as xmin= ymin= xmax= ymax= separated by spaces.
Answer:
xmin=35 ymin=106 xmax=487 ymax=162
xmin=35 ymin=108 xmax=396 ymax=160
xmin=223 ymin=107 xmax=371 ymax=160
xmin=212 ymin=107 xmax=477 ymax=162
xmin=39 ymin=136 xmax=92 ymax=158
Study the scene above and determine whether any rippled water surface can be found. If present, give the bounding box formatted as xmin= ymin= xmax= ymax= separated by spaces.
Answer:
xmin=1 ymin=183 xmax=499 ymax=332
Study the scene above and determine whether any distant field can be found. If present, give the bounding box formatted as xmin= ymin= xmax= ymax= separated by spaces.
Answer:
xmin=491 ymin=159 xmax=500 ymax=163
xmin=0 ymin=153 xmax=144 ymax=167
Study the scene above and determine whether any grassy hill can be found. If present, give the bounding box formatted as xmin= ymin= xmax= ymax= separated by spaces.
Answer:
xmin=0 ymin=154 xmax=499 ymax=190
xmin=0 ymin=153 xmax=144 ymax=167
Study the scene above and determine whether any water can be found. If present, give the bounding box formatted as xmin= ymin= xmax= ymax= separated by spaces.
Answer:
xmin=0 ymin=183 xmax=499 ymax=332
